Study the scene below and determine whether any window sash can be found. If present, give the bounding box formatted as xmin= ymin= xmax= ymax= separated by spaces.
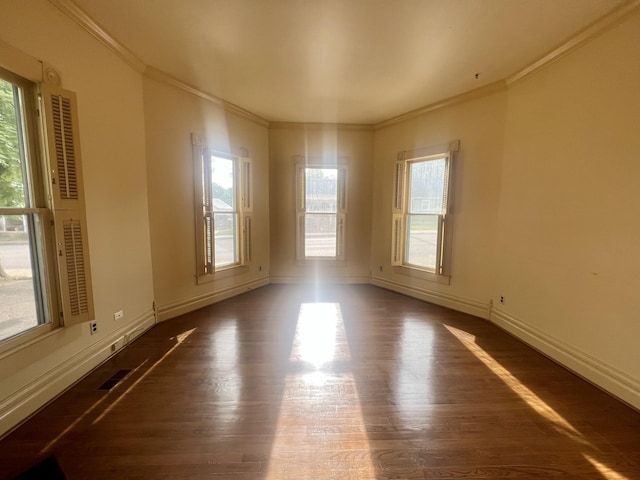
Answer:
xmin=392 ymin=147 xmax=454 ymax=276
xmin=195 ymin=147 xmax=251 ymax=279
xmin=1 ymin=70 xmax=93 ymax=344
xmin=295 ymin=162 xmax=347 ymax=261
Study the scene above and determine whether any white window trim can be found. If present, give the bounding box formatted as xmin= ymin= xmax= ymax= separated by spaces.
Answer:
xmin=0 ymin=51 xmax=94 ymax=350
xmin=391 ymin=141 xmax=458 ymax=284
xmin=294 ymin=156 xmax=347 ymax=264
xmin=193 ymin=135 xmax=252 ymax=284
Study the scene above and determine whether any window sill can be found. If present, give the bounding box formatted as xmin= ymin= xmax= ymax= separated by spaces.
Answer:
xmin=196 ymin=264 xmax=250 ymax=284
xmin=393 ymin=265 xmax=451 ymax=285
xmin=296 ymin=257 xmax=346 ymax=267
xmin=0 ymin=323 xmax=61 ymax=360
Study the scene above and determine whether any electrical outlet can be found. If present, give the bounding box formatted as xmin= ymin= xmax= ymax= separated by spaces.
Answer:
xmin=379 ymin=266 xmax=383 ymax=272
xmin=500 ymin=296 xmax=505 ymax=305
xmin=90 ymin=321 xmax=98 ymax=335
xmin=113 ymin=310 xmax=124 ymax=321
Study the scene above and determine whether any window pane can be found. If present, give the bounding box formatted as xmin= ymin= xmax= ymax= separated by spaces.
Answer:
xmin=405 ymin=214 xmax=438 ymax=270
xmin=0 ymin=214 xmax=44 ymax=341
xmin=211 ymin=156 xmax=234 ymax=211
xmin=0 ymin=79 xmax=28 ymax=208
xmin=305 ymin=168 xmax=337 ymax=213
xmin=305 ymin=213 xmax=336 ymax=257
xmin=408 ymin=159 xmax=446 ymax=214
xmin=214 ymin=212 xmax=237 ymax=267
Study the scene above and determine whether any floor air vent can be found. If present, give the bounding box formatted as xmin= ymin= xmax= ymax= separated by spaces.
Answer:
xmin=98 ymin=369 xmax=132 ymax=391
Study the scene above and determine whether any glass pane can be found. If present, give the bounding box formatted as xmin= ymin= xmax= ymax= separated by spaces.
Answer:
xmin=0 ymin=79 xmax=28 ymax=208
xmin=211 ymin=156 xmax=234 ymax=211
xmin=305 ymin=168 xmax=337 ymax=213
xmin=408 ymin=158 xmax=446 ymax=214
xmin=214 ymin=212 xmax=237 ymax=267
xmin=405 ymin=214 xmax=438 ymax=270
xmin=305 ymin=213 xmax=336 ymax=257
xmin=0 ymin=214 xmax=42 ymax=341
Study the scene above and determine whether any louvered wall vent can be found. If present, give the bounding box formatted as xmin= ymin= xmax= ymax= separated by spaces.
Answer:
xmin=98 ymin=369 xmax=132 ymax=391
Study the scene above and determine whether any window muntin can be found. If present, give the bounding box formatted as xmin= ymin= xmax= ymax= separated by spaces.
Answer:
xmin=0 ymin=73 xmax=51 ymax=342
xmin=296 ymin=162 xmax=346 ymax=261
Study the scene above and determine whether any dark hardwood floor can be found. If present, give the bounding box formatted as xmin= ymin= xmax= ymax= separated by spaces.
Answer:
xmin=1 ymin=284 xmax=639 ymax=479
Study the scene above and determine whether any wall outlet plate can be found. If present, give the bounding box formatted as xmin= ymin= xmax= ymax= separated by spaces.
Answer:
xmin=114 ymin=310 xmax=124 ymax=321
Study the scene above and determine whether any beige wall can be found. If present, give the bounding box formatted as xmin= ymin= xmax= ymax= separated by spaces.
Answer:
xmin=144 ymin=79 xmax=270 ymax=319
xmin=1 ymin=0 xmax=639 ymax=437
xmin=269 ymin=124 xmax=373 ymax=282
xmin=0 ymin=0 xmax=155 ymax=434
xmin=371 ymin=91 xmax=507 ymax=318
xmin=493 ymin=13 xmax=640 ymax=407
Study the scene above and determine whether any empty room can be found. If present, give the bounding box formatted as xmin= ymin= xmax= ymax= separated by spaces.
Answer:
xmin=0 ymin=0 xmax=639 ymax=478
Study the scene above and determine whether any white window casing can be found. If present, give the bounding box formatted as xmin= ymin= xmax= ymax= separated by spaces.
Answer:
xmin=193 ymin=139 xmax=252 ymax=282
xmin=392 ymin=141 xmax=458 ymax=278
xmin=295 ymin=159 xmax=347 ymax=262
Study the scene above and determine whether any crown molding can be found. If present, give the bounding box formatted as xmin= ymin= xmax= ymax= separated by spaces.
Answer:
xmin=269 ymin=122 xmax=373 ymax=131
xmin=375 ymin=80 xmax=507 ymax=130
xmin=49 ymin=0 xmax=146 ymax=73
xmin=507 ymin=0 xmax=640 ymax=86
xmin=49 ymin=0 xmax=269 ymax=127
xmin=144 ymin=67 xmax=269 ymax=127
xmin=50 ymin=0 xmax=639 ymax=129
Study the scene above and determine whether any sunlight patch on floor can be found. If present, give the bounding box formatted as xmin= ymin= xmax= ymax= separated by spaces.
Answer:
xmin=444 ymin=325 xmax=580 ymax=435
xmin=91 ymin=327 xmax=197 ymax=425
xmin=265 ymin=303 xmax=375 ymax=479
xmin=584 ymin=454 xmax=630 ymax=480
xmin=444 ymin=324 xmax=632 ymax=480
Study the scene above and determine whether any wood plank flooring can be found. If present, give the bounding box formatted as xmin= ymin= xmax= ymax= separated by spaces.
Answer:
xmin=1 ymin=284 xmax=639 ymax=479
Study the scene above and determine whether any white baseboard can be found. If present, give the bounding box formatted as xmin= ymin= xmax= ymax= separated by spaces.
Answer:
xmin=0 ymin=309 xmax=156 ymax=437
xmin=157 ymin=276 xmax=270 ymax=321
xmin=370 ymin=275 xmax=491 ymax=319
xmin=490 ymin=308 xmax=640 ymax=411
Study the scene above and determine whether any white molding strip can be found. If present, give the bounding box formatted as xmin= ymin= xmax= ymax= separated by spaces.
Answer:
xmin=507 ymin=0 xmax=640 ymax=86
xmin=269 ymin=122 xmax=373 ymax=131
xmin=375 ymin=81 xmax=507 ymax=130
xmin=49 ymin=0 xmax=270 ymax=127
xmin=490 ymin=308 xmax=640 ymax=411
xmin=0 ymin=309 xmax=156 ymax=437
xmin=144 ymin=67 xmax=269 ymax=127
xmin=48 ymin=0 xmax=146 ymax=73
xmin=370 ymin=275 xmax=491 ymax=319
xmin=157 ymin=276 xmax=270 ymax=321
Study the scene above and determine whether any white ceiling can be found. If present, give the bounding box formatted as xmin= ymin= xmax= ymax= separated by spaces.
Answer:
xmin=71 ymin=0 xmax=624 ymax=124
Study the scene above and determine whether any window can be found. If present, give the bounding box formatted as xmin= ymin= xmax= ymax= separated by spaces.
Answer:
xmin=194 ymin=141 xmax=252 ymax=281
xmin=296 ymin=161 xmax=347 ymax=261
xmin=392 ymin=141 xmax=457 ymax=278
xmin=0 ymin=66 xmax=93 ymax=344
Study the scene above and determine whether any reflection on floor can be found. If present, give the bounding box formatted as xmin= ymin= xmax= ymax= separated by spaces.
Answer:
xmin=1 ymin=284 xmax=639 ymax=479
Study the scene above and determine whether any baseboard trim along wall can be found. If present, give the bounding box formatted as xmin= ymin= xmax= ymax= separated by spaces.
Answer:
xmin=157 ymin=276 xmax=270 ymax=321
xmin=0 ymin=309 xmax=156 ymax=437
xmin=490 ymin=308 xmax=640 ymax=411
xmin=370 ymin=275 xmax=491 ymax=319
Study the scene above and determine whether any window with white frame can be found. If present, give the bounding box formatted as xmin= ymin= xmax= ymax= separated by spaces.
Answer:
xmin=392 ymin=141 xmax=457 ymax=277
xmin=0 ymin=66 xmax=94 ymax=344
xmin=296 ymin=160 xmax=347 ymax=261
xmin=194 ymin=141 xmax=252 ymax=281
